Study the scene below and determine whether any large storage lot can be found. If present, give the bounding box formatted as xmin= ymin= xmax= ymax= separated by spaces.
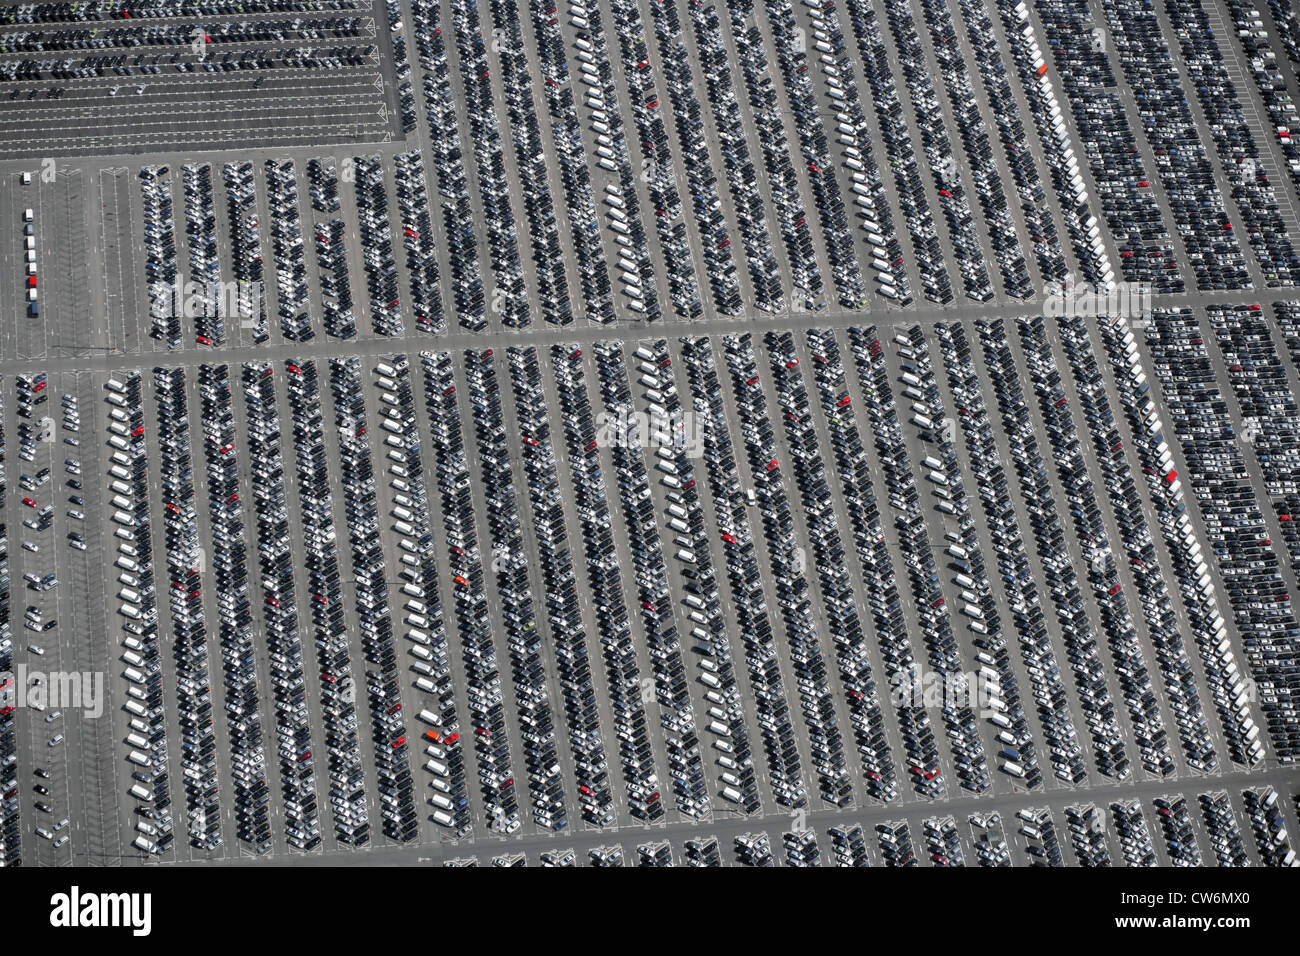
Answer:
xmin=0 ymin=0 xmax=1298 ymax=867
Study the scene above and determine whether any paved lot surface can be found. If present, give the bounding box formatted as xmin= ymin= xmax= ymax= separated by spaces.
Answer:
xmin=1 ymin=0 xmax=1299 ymax=867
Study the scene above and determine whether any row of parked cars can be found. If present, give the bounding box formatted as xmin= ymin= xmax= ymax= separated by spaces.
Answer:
xmin=973 ymin=318 xmax=1131 ymax=779
xmin=237 ymin=362 xmax=322 ymax=849
xmin=1 ymin=381 xmax=20 ymax=864
xmin=518 ymin=0 xmax=621 ymax=323
xmin=139 ymin=167 xmax=180 ymax=348
xmin=463 ymin=350 xmax=567 ymax=830
xmin=635 ymin=341 xmax=760 ymax=811
xmin=152 ymin=368 xmax=222 ymax=851
xmin=1232 ymin=0 xmax=1300 ymax=208
xmin=279 ymin=359 xmax=369 ymax=844
xmin=722 ymin=334 xmax=860 ymax=804
xmin=264 ymin=160 xmax=311 ymax=342
xmin=1051 ymin=313 xmax=1219 ymax=774
xmin=1208 ymin=305 xmax=1300 ymax=757
xmin=934 ymin=323 xmax=1077 ymax=785
xmin=392 ymin=151 xmax=442 ymax=335
xmin=196 ymin=366 xmax=275 ymax=852
xmin=704 ymin=3 xmax=824 ymax=310
xmin=180 ymin=164 xmax=224 ymax=346
xmin=506 ymin=348 xmax=613 ymax=826
xmin=104 ymin=374 xmax=175 ymax=856
xmin=770 ymin=331 xmax=910 ymax=800
xmin=1167 ymin=0 xmax=1300 ymax=288
xmin=327 ymin=358 xmax=419 ymax=841
xmin=446 ymin=0 xmax=530 ymax=330
xmin=1092 ymin=313 xmax=1262 ymax=769
xmin=798 ymin=0 xmax=913 ymax=305
xmin=411 ymin=2 xmax=487 ymax=332
xmin=486 ymin=9 xmax=574 ymax=327
xmin=1143 ymin=308 xmax=1296 ymax=763
xmin=591 ymin=343 xmax=710 ymax=815
xmin=419 ymin=351 xmax=516 ymax=834
xmin=1034 ymin=0 xmax=1183 ymax=293
xmin=843 ymin=0 xmax=949 ymax=303
xmin=769 ymin=0 xmax=868 ymax=308
xmin=884 ymin=0 xmax=995 ymax=303
xmin=350 ymin=157 xmax=403 ymax=337
xmin=1016 ymin=317 xmax=1175 ymax=776
xmin=547 ymin=348 xmax=664 ymax=820
xmin=222 ymin=161 xmax=268 ymax=343
xmin=647 ymin=0 xmax=745 ymax=316
xmin=613 ymin=0 xmax=710 ymax=319
xmin=373 ymin=359 xmax=471 ymax=836
xmin=678 ymin=338 xmax=810 ymax=808
xmin=1100 ymin=0 xmax=1250 ymax=291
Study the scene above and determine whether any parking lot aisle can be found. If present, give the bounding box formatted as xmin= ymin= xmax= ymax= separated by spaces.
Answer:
xmin=95 ymin=168 xmax=133 ymax=357
xmin=72 ymin=164 xmax=114 ymax=360
xmin=44 ymin=170 xmax=93 ymax=361
xmin=61 ymin=371 xmax=123 ymax=866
